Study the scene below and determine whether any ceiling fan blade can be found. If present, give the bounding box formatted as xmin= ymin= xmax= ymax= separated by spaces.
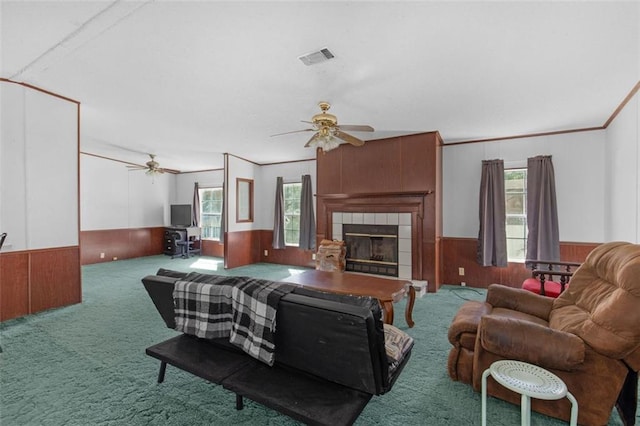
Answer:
xmin=338 ymin=124 xmax=374 ymax=132
xmin=270 ymin=128 xmax=314 ymax=137
xmin=160 ymin=168 xmax=181 ymax=174
xmin=335 ymin=130 xmax=365 ymax=147
xmin=304 ymin=132 xmax=321 ymax=147
xmin=126 ymin=165 xmax=146 ymax=170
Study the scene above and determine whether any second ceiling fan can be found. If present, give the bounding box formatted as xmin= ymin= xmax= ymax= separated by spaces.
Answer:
xmin=127 ymin=154 xmax=179 ymax=175
xmin=272 ymin=102 xmax=374 ymax=152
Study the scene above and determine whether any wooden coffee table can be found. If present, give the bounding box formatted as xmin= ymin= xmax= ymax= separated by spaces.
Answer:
xmin=283 ymin=269 xmax=415 ymax=328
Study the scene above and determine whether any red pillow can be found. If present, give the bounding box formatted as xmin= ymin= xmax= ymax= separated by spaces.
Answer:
xmin=522 ymin=277 xmax=563 ymax=298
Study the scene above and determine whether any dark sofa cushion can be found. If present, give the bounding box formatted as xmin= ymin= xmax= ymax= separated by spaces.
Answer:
xmin=274 ymin=293 xmax=389 ymax=394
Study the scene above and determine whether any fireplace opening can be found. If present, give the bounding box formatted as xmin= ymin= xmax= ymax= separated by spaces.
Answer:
xmin=343 ymin=224 xmax=399 ymax=277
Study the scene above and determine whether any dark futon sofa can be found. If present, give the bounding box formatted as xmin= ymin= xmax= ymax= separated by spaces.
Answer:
xmin=142 ymin=269 xmax=413 ymax=426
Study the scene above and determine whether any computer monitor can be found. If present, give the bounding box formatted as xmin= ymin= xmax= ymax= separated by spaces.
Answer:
xmin=170 ymin=204 xmax=192 ymax=227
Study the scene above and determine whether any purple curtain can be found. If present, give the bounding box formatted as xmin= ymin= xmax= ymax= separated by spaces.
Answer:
xmin=298 ymin=174 xmax=316 ymax=250
xmin=192 ymin=182 xmax=200 ymax=227
xmin=477 ymin=159 xmax=507 ymax=267
xmin=272 ymin=177 xmax=285 ymax=249
xmin=526 ymin=155 xmax=560 ymax=261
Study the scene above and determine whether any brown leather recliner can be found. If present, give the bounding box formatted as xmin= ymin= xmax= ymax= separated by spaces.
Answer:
xmin=448 ymin=241 xmax=640 ymax=426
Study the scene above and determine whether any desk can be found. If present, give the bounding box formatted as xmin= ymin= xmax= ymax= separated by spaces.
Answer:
xmin=283 ymin=270 xmax=415 ymax=328
xmin=164 ymin=227 xmax=200 ymax=258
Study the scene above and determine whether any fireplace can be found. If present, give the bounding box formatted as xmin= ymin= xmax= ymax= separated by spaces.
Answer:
xmin=318 ymin=192 xmax=433 ymax=283
xmin=330 ymin=211 xmax=412 ymax=279
xmin=343 ymin=224 xmax=399 ymax=277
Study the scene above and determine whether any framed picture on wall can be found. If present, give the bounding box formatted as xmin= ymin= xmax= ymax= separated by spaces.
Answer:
xmin=236 ymin=178 xmax=254 ymax=223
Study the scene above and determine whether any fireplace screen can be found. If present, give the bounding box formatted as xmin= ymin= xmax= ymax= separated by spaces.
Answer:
xmin=343 ymin=224 xmax=399 ymax=277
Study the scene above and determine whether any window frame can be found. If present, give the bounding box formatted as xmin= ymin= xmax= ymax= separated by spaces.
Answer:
xmin=283 ymin=181 xmax=302 ymax=247
xmin=198 ymin=186 xmax=223 ymax=241
xmin=504 ymin=168 xmax=528 ymax=262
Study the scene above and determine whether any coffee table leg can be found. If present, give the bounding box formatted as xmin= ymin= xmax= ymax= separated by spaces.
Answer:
xmin=381 ymin=301 xmax=394 ymax=324
xmin=405 ymin=284 xmax=415 ymax=328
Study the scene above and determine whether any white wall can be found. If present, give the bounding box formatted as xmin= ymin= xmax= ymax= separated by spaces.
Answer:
xmin=79 ymin=154 xmax=316 ymax=235
xmin=1 ymin=82 xmax=78 ymax=251
xmin=443 ymin=130 xmax=606 ymax=242
xmin=604 ymin=89 xmax=640 ymax=242
xmin=174 ymin=170 xmax=225 ymax=206
xmin=80 ymin=154 xmax=172 ymax=230
xmin=256 ymin=161 xmax=317 ymax=230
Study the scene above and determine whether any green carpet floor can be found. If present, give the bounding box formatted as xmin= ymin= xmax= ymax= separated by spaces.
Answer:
xmin=0 ymin=255 xmax=631 ymax=425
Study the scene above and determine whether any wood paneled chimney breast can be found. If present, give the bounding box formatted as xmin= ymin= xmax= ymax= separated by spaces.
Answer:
xmin=316 ymin=132 xmax=442 ymax=291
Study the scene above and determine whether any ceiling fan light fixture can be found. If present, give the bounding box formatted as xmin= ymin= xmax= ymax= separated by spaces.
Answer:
xmin=321 ymin=137 xmax=340 ymax=152
xmin=298 ymin=47 xmax=334 ymax=66
xmin=310 ymin=132 xmax=340 ymax=152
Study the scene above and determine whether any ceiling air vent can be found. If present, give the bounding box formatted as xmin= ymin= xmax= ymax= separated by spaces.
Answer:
xmin=298 ymin=47 xmax=334 ymax=66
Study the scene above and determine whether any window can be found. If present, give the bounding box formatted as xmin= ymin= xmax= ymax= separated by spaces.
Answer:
xmin=199 ymin=187 xmax=223 ymax=240
xmin=505 ymin=169 xmax=527 ymax=262
xmin=283 ymin=182 xmax=302 ymax=246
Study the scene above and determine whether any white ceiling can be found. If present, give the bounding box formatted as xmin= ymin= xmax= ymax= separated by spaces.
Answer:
xmin=2 ymin=1 xmax=639 ymax=172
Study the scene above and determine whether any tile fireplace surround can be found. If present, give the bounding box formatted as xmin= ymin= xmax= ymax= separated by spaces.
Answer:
xmin=332 ymin=212 xmax=412 ymax=280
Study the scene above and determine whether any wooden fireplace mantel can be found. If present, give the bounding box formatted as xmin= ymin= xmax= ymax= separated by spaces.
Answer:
xmin=317 ymin=191 xmax=432 ymax=221
xmin=317 ymin=191 xmax=433 ymax=203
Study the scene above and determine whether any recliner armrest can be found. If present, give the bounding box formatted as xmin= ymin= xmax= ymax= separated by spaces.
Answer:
xmin=447 ymin=300 xmax=492 ymax=346
xmin=480 ymin=315 xmax=585 ymax=371
xmin=486 ymin=284 xmax=554 ymax=320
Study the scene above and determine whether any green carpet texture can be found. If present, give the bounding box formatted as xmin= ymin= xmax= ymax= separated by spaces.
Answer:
xmin=0 ymin=255 xmax=633 ymax=425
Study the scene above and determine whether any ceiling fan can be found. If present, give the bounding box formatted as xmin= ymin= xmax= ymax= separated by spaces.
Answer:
xmin=272 ymin=102 xmax=374 ymax=152
xmin=127 ymin=154 xmax=179 ymax=175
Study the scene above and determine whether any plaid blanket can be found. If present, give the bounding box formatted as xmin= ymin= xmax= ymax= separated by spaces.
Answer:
xmin=229 ymin=278 xmax=296 ymax=366
xmin=173 ymin=275 xmax=295 ymax=366
xmin=173 ymin=277 xmax=234 ymax=339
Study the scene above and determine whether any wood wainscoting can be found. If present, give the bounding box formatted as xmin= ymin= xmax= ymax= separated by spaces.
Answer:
xmin=1 ymin=246 xmax=81 ymax=321
xmin=223 ymin=230 xmax=315 ymax=270
xmin=258 ymin=230 xmax=315 ymax=269
xmin=80 ymin=227 xmax=165 ymax=265
xmin=440 ymin=237 xmax=600 ymax=288
xmin=201 ymin=239 xmax=224 ymax=258
xmin=81 ymin=227 xmax=225 ymax=265
xmin=224 ymin=230 xmax=261 ymax=269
